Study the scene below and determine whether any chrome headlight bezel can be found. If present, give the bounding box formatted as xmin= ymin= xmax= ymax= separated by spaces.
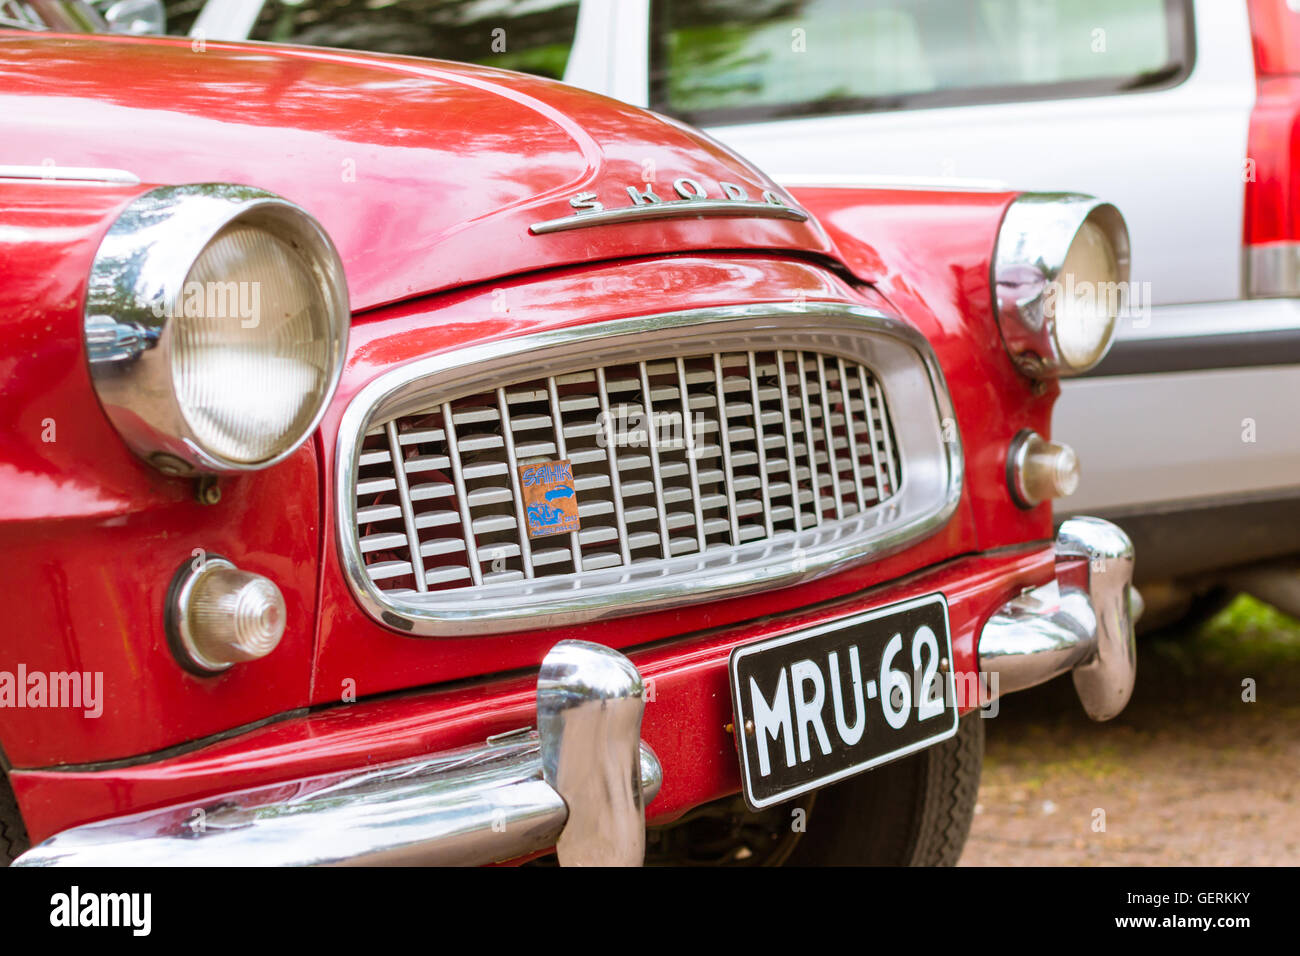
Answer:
xmin=992 ymin=193 xmax=1130 ymax=379
xmin=83 ymin=183 xmax=349 ymax=475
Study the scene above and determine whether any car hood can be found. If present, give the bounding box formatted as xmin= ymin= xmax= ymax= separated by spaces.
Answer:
xmin=0 ymin=33 xmax=844 ymax=313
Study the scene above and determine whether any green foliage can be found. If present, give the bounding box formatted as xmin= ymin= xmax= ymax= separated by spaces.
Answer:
xmin=1201 ymin=594 xmax=1300 ymax=664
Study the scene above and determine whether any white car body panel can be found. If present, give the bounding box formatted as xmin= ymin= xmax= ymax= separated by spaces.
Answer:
xmin=1057 ymin=298 xmax=1300 ymax=512
xmin=577 ymin=0 xmax=1256 ymax=308
xmin=563 ymin=0 xmax=1300 ymax=523
xmin=1058 ymin=364 xmax=1300 ymax=513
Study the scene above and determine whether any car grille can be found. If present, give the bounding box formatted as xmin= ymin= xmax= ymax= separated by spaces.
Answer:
xmin=337 ymin=304 xmax=961 ymax=635
xmin=355 ymin=349 xmax=901 ymax=594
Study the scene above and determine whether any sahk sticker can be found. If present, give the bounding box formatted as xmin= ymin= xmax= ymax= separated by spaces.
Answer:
xmin=519 ymin=459 xmax=581 ymax=538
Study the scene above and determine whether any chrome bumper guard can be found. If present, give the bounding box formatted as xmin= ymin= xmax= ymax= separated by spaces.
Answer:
xmin=15 ymin=640 xmax=659 ymax=867
xmin=979 ymin=516 xmax=1141 ymax=721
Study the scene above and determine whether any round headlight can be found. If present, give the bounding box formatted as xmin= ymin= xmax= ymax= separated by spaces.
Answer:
xmin=85 ymin=184 xmax=349 ymax=474
xmin=993 ymin=194 xmax=1129 ymax=379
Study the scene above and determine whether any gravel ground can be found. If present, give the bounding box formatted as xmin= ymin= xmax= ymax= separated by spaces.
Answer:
xmin=959 ymin=596 xmax=1300 ymax=866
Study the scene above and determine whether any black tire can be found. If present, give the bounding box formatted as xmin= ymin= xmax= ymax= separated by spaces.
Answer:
xmin=785 ymin=712 xmax=984 ymax=866
xmin=0 ymin=772 xmax=29 ymax=866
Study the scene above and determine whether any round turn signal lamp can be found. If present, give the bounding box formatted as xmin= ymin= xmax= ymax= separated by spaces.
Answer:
xmin=167 ymin=556 xmax=286 ymax=675
xmin=1007 ymin=430 xmax=1080 ymax=509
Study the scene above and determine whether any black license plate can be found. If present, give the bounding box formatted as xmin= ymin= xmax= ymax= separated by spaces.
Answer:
xmin=729 ymin=593 xmax=959 ymax=809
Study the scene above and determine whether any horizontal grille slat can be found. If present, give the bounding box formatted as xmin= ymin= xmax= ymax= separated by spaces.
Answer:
xmin=451 ymin=407 xmax=499 ymax=426
xmin=367 ymin=560 xmax=414 ymax=581
xmin=351 ymin=341 xmax=909 ymax=600
xmin=396 ymin=427 xmax=445 ymax=445
xmin=359 ymin=532 xmax=408 ymax=553
xmin=403 ymin=454 xmax=452 ymax=474
xmin=471 ymin=514 xmax=518 ymax=534
xmin=356 ymin=503 xmax=402 ymax=524
xmin=414 ymin=510 xmax=461 ymax=530
xmin=356 ymin=476 xmax=397 ymax=496
xmin=424 ymin=566 xmax=471 ymax=587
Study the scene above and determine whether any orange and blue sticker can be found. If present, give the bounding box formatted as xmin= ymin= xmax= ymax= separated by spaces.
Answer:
xmin=519 ymin=459 xmax=581 ymax=538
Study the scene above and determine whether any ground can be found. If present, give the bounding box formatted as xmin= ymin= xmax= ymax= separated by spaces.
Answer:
xmin=959 ymin=596 xmax=1300 ymax=866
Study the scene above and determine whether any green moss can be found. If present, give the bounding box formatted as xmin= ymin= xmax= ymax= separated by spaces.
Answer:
xmin=1200 ymin=595 xmax=1300 ymax=663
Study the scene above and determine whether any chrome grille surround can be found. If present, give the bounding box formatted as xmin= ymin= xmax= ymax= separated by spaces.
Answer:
xmin=337 ymin=302 xmax=963 ymax=636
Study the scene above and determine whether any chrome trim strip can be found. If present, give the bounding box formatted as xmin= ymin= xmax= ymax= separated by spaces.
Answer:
xmin=1114 ymin=297 xmax=1300 ymax=342
xmin=713 ymin=352 xmax=741 ymax=544
xmin=546 ymin=376 xmax=584 ymax=569
xmin=1244 ymin=242 xmax=1300 ymax=298
xmin=0 ymin=164 xmax=140 ymax=184
xmin=638 ymin=360 xmax=673 ymax=558
xmin=336 ymin=302 xmax=963 ymax=637
xmin=496 ymin=386 xmax=536 ymax=579
xmin=816 ymin=353 xmax=842 ymax=520
xmin=1091 ymin=328 xmax=1300 ymax=377
xmin=676 ymin=356 xmax=707 ymax=553
xmin=839 ymin=356 xmax=867 ymax=514
xmin=386 ymin=421 xmax=427 ymax=593
xmin=15 ymin=641 xmax=662 ymax=867
xmin=748 ymin=351 xmax=775 ymax=537
xmin=529 ymin=199 xmax=808 ymax=234
xmin=796 ymin=350 xmax=822 ymax=525
xmin=979 ymin=517 xmax=1139 ymax=721
xmin=776 ymin=349 xmax=803 ymax=532
xmin=595 ymin=366 xmax=633 ymax=565
xmin=874 ymin=376 xmax=900 ymax=493
xmin=858 ymin=364 xmax=885 ymax=499
xmin=441 ymin=403 xmax=483 ymax=587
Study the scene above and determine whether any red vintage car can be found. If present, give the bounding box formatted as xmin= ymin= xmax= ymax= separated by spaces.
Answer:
xmin=0 ymin=18 xmax=1140 ymax=866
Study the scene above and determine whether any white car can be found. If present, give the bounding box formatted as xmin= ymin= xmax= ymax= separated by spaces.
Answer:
xmin=164 ymin=0 xmax=1300 ymax=626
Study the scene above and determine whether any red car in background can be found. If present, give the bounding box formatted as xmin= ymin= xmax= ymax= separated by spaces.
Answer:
xmin=0 ymin=16 xmax=1139 ymax=866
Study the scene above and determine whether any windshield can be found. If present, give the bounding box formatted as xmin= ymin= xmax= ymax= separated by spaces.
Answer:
xmin=170 ymin=0 xmax=580 ymax=79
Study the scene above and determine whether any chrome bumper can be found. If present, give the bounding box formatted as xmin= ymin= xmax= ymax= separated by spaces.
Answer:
xmin=15 ymin=640 xmax=659 ymax=867
xmin=979 ymin=516 xmax=1141 ymax=720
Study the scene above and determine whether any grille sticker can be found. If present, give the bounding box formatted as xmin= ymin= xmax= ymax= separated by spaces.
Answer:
xmin=519 ymin=459 xmax=581 ymax=538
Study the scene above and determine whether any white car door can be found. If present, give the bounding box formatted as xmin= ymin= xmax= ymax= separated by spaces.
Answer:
xmin=583 ymin=0 xmax=1254 ymax=307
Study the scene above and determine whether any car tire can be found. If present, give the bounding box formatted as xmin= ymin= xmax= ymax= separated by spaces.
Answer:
xmin=784 ymin=712 xmax=984 ymax=866
xmin=0 ymin=773 xmax=29 ymax=866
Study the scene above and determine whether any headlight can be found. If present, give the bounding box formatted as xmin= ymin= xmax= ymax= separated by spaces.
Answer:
xmin=85 ymin=184 xmax=349 ymax=474
xmin=992 ymin=193 xmax=1130 ymax=378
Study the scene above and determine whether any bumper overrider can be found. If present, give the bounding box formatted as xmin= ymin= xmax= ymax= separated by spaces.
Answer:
xmin=979 ymin=516 xmax=1140 ymax=721
xmin=16 ymin=517 xmax=1138 ymax=867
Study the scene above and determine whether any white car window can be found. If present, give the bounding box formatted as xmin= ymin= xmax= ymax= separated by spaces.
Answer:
xmin=650 ymin=0 xmax=1194 ymax=125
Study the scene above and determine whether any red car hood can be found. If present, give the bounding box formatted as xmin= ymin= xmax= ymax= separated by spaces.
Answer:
xmin=0 ymin=32 xmax=844 ymax=312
